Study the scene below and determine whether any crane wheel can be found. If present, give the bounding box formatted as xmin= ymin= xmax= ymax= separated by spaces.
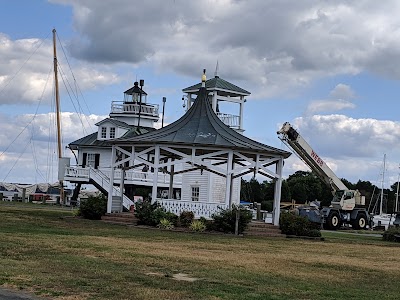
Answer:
xmin=352 ymin=213 xmax=368 ymax=230
xmin=326 ymin=211 xmax=341 ymax=230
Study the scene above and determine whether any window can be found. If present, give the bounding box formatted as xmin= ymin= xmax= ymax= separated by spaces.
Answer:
xmin=109 ymin=127 xmax=116 ymax=139
xmin=87 ymin=153 xmax=96 ymax=167
xmin=101 ymin=127 xmax=107 ymax=139
xmin=191 ymin=186 xmax=200 ymax=201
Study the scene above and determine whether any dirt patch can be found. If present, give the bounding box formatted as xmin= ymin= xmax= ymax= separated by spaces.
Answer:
xmin=172 ymin=273 xmax=200 ymax=282
xmin=145 ymin=272 xmax=201 ymax=282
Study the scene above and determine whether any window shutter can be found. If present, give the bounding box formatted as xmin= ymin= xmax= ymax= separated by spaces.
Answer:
xmin=82 ymin=153 xmax=87 ymax=167
xmin=95 ymin=154 xmax=100 ymax=169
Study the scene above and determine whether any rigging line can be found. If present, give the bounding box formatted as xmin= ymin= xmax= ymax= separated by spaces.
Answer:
xmin=57 ymin=62 xmax=93 ymax=134
xmin=0 ymin=63 xmax=52 ymax=177
xmin=56 ymin=31 xmax=94 ymax=117
xmin=30 ymin=65 xmax=53 ymax=183
xmin=0 ymin=91 xmax=47 ymax=162
xmin=57 ymin=63 xmax=89 ymax=134
xmin=30 ymin=139 xmax=46 ymax=182
xmin=0 ymin=31 xmax=51 ymax=96
xmin=2 ymin=139 xmax=32 ymax=182
xmin=56 ymin=33 xmax=94 ymax=132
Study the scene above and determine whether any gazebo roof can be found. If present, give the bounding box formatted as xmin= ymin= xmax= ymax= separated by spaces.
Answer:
xmin=182 ymin=76 xmax=250 ymax=96
xmin=112 ymin=86 xmax=290 ymax=158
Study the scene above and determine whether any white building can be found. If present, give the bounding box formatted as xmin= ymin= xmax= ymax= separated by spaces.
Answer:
xmin=64 ymin=72 xmax=290 ymax=225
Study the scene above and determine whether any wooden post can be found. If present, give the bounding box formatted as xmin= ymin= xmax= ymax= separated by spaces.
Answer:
xmin=273 ymin=158 xmax=284 ymax=226
xmin=235 ymin=207 xmax=240 ymax=235
xmin=107 ymin=146 xmax=116 ymax=213
xmin=151 ymin=145 xmax=160 ymax=203
xmin=120 ymin=168 xmax=125 ymax=212
xmin=225 ymin=150 xmax=233 ymax=207
xmin=168 ymin=158 xmax=174 ymax=199
xmin=22 ymin=188 xmax=26 ymax=203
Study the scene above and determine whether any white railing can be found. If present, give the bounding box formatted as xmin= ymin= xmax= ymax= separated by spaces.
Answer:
xmin=64 ymin=166 xmax=133 ymax=211
xmin=111 ymin=101 xmax=159 ymax=117
xmin=65 ymin=166 xmax=182 ymax=185
xmin=65 ymin=167 xmax=90 ymax=179
xmin=99 ymin=169 xmax=182 ymax=185
xmin=217 ymin=113 xmax=240 ymax=128
xmin=88 ymin=167 xmax=134 ymax=210
xmin=157 ymin=199 xmax=227 ymax=219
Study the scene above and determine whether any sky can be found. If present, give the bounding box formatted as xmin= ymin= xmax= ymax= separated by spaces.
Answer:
xmin=0 ymin=0 xmax=400 ymax=189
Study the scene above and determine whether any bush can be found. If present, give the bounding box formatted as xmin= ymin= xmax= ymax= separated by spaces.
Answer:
xmin=383 ymin=226 xmax=400 ymax=242
xmin=279 ymin=211 xmax=321 ymax=237
xmin=211 ymin=205 xmax=253 ymax=234
xmin=78 ymin=195 xmax=107 ymax=220
xmin=260 ymin=200 xmax=273 ymax=212
xmin=158 ymin=218 xmax=174 ymax=230
xmin=189 ymin=219 xmax=206 ymax=232
xmin=135 ymin=200 xmax=176 ymax=226
xmin=179 ymin=211 xmax=195 ymax=227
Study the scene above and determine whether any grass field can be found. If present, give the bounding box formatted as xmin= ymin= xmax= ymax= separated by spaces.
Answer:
xmin=0 ymin=202 xmax=399 ymax=300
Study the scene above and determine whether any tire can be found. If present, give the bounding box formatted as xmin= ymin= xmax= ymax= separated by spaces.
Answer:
xmin=326 ymin=211 xmax=341 ymax=230
xmin=352 ymin=213 xmax=368 ymax=230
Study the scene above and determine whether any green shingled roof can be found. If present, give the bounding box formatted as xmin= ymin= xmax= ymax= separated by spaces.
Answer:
xmin=68 ymin=126 xmax=156 ymax=150
xmin=182 ymin=76 xmax=250 ymax=96
xmin=112 ymin=87 xmax=290 ymax=158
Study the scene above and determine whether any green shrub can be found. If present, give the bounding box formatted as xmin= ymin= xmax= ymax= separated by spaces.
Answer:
xmin=260 ymin=200 xmax=273 ymax=211
xmin=158 ymin=218 xmax=174 ymax=230
xmin=211 ymin=205 xmax=253 ymax=234
xmin=179 ymin=211 xmax=195 ymax=227
xmin=135 ymin=200 xmax=175 ymax=226
xmin=279 ymin=211 xmax=321 ymax=237
xmin=383 ymin=226 xmax=400 ymax=242
xmin=189 ymin=219 xmax=206 ymax=232
xmin=308 ymin=229 xmax=322 ymax=237
xmin=78 ymin=195 xmax=107 ymax=220
xmin=165 ymin=211 xmax=179 ymax=226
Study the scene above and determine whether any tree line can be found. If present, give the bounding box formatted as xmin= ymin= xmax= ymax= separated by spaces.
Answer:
xmin=240 ymin=170 xmax=400 ymax=213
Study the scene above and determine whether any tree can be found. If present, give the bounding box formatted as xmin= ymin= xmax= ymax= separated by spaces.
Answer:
xmin=286 ymin=171 xmax=331 ymax=206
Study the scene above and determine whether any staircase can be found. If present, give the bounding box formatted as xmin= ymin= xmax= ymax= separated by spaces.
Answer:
xmin=101 ymin=212 xmax=138 ymax=226
xmin=88 ymin=167 xmax=133 ymax=211
xmin=243 ymin=221 xmax=285 ymax=237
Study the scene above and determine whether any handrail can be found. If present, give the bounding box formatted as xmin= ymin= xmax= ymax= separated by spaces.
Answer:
xmin=88 ymin=167 xmax=133 ymax=208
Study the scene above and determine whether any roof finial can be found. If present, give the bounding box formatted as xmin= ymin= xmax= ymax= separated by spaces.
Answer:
xmin=214 ymin=60 xmax=219 ymax=78
xmin=201 ymin=69 xmax=206 ymax=87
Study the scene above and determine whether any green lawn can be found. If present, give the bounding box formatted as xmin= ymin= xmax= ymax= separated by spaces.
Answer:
xmin=0 ymin=202 xmax=399 ymax=300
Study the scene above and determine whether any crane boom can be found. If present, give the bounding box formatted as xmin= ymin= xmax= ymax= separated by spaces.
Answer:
xmin=277 ymin=122 xmax=348 ymax=192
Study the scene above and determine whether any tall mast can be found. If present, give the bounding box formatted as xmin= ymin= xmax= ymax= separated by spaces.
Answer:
xmin=53 ymin=28 xmax=64 ymax=204
xmin=380 ymin=154 xmax=386 ymax=215
xmin=396 ymin=164 xmax=399 ymax=212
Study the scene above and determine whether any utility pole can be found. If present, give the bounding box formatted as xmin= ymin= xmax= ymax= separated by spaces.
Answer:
xmin=162 ymin=97 xmax=166 ymax=127
xmin=137 ymin=79 xmax=144 ymax=128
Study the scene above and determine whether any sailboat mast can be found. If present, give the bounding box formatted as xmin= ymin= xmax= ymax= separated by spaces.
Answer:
xmin=396 ymin=165 xmax=399 ymax=212
xmin=380 ymin=154 xmax=386 ymax=215
xmin=52 ymin=28 xmax=64 ymax=204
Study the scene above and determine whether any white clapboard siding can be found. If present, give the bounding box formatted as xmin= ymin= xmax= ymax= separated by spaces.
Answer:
xmin=181 ymin=167 xmax=209 ymax=203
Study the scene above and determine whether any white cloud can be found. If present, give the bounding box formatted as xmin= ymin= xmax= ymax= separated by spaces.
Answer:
xmin=306 ymin=99 xmax=355 ymax=115
xmin=329 ymin=83 xmax=355 ymax=100
xmin=306 ymin=83 xmax=357 ymax=114
xmin=0 ymin=33 xmax=120 ymax=105
xmin=45 ymin=0 xmax=400 ymax=98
